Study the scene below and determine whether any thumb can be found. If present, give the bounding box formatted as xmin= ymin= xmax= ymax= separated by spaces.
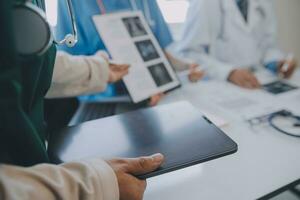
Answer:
xmin=110 ymin=64 xmax=130 ymax=71
xmin=126 ymin=153 xmax=164 ymax=176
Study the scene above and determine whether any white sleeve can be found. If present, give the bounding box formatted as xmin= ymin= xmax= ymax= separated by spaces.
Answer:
xmin=260 ymin=1 xmax=286 ymax=64
xmin=164 ymin=50 xmax=190 ymax=72
xmin=0 ymin=159 xmax=119 ymax=200
xmin=171 ymin=0 xmax=235 ymax=80
xmin=46 ymin=51 xmax=110 ymax=98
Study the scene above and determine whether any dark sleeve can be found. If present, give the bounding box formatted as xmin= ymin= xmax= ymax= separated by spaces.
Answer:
xmin=0 ymin=0 xmax=49 ymax=166
xmin=0 ymin=0 xmax=18 ymax=71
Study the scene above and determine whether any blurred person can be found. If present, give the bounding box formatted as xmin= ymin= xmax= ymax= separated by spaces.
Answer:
xmin=173 ymin=0 xmax=297 ymax=89
xmin=56 ymin=0 xmax=204 ymax=108
xmin=0 ymin=0 xmax=163 ymax=199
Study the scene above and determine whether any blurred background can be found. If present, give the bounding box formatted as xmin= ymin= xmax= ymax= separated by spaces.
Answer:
xmin=274 ymin=0 xmax=300 ymax=64
xmin=46 ymin=0 xmax=300 ymax=62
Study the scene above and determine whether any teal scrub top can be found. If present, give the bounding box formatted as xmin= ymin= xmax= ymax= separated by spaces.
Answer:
xmin=0 ymin=0 xmax=56 ymax=166
xmin=56 ymin=0 xmax=174 ymax=99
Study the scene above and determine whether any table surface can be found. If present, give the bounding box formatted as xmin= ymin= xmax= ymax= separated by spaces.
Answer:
xmin=144 ymin=69 xmax=300 ymax=200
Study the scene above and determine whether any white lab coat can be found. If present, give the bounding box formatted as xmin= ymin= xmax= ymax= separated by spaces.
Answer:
xmin=46 ymin=51 xmax=110 ymax=98
xmin=172 ymin=0 xmax=285 ymax=80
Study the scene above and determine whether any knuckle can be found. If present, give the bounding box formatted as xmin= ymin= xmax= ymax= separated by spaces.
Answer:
xmin=115 ymin=158 xmax=129 ymax=167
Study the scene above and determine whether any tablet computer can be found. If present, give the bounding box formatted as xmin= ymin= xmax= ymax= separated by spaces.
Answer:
xmin=48 ymin=102 xmax=237 ymax=179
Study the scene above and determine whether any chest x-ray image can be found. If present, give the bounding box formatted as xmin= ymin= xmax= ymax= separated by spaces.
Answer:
xmin=147 ymin=63 xmax=173 ymax=87
xmin=262 ymin=81 xmax=298 ymax=95
xmin=122 ymin=16 xmax=148 ymax=38
xmin=135 ymin=39 xmax=160 ymax=62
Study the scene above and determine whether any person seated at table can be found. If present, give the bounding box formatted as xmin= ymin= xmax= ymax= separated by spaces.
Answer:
xmin=172 ymin=0 xmax=297 ymax=89
xmin=56 ymin=0 xmax=204 ymax=108
xmin=0 ymin=0 xmax=163 ymax=199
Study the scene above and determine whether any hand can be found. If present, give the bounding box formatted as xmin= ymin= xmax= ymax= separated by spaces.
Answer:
xmin=278 ymin=59 xmax=297 ymax=79
xmin=107 ymin=154 xmax=164 ymax=200
xmin=108 ymin=63 xmax=130 ymax=83
xmin=188 ymin=64 xmax=205 ymax=82
xmin=228 ymin=69 xmax=261 ymax=89
xmin=149 ymin=93 xmax=165 ymax=107
xmin=97 ymin=51 xmax=130 ymax=83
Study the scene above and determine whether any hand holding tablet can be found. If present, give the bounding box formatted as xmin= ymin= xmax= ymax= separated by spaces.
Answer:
xmin=48 ymin=102 xmax=238 ymax=179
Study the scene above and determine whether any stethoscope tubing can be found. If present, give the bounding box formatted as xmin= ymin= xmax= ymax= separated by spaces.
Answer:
xmin=268 ymin=113 xmax=300 ymax=138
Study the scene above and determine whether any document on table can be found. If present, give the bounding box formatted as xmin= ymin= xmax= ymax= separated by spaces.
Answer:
xmin=159 ymin=80 xmax=284 ymax=123
xmin=93 ymin=11 xmax=180 ymax=103
xmin=195 ymin=82 xmax=283 ymax=120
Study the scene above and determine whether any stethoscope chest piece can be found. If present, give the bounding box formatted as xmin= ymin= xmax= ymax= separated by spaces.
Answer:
xmin=13 ymin=2 xmax=53 ymax=56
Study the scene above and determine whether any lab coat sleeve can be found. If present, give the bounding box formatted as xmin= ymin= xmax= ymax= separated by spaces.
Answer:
xmin=46 ymin=51 xmax=110 ymax=98
xmin=164 ymin=51 xmax=190 ymax=72
xmin=0 ymin=159 xmax=119 ymax=200
xmin=261 ymin=1 xmax=286 ymax=64
xmin=171 ymin=0 xmax=235 ymax=80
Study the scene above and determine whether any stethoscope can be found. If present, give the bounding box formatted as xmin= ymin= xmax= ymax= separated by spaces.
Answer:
xmin=96 ymin=0 xmax=156 ymax=27
xmin=247 ymin=110 xmax=300 ymax=138
xmin=268 ymin=110 xmax=300 ymax=138
xmin=12 ymin=0 xmax=78 ymax=56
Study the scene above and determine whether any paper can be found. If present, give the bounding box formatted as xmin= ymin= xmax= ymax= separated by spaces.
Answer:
xmin=159 ymin=79 xmax=284 ymax=123
xmin=93 ymin=11 xmax=180 ymax=103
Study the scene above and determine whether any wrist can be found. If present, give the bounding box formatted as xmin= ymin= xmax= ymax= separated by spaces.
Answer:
xmin=87 ymin=159 xmax=120 ymax=200
xmin=227 ymin=69 xmax=237 ymax=81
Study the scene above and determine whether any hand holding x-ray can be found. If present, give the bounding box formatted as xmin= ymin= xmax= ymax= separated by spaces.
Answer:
xmin=108 ymin=62 xmax=130 ymax=83
xmin=98 ymin=51 xmax=130 ymax=83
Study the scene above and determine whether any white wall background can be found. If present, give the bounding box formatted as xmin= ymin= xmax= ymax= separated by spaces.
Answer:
xmin=275 ymin=0 xmax=300 ymax=62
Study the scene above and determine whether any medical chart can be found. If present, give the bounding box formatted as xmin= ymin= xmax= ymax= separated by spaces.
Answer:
xmin=93 ymin=11 xmax=180 ymax=103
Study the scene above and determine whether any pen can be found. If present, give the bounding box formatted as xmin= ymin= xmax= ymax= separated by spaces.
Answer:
xmin=280 ymin=53 xmax=294 ymax=78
